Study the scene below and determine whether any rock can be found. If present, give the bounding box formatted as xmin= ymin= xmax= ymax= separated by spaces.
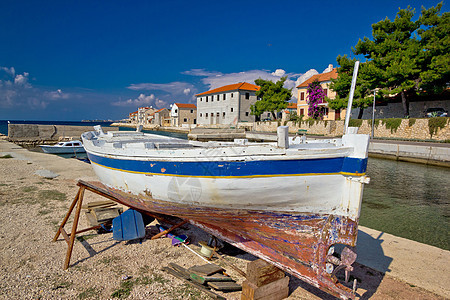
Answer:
xmin=34 ymin=169 xmax=59 ymax=179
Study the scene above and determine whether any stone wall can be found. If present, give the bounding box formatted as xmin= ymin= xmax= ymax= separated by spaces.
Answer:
xmin=250 ymin=118 xmax=450 ymax=141
xmin=8 ymin=124 xmax=118 ymax=144
xmin=350 ymin=99 xmax=450 ymax=119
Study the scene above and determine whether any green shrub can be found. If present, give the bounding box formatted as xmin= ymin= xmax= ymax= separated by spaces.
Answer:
xmin=382 ymin=118 xmax=402 ymax=133
xmin=348 ymin=119 xmax=363 ymax=127
xmin=428 ymin=117 xmax=448 ymax=137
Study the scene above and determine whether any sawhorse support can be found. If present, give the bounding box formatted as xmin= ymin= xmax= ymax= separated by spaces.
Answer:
xmin=53 ymin=180 xmax=189 ymax=270
xmin=52 ymin=185 xmax=105 ymax=269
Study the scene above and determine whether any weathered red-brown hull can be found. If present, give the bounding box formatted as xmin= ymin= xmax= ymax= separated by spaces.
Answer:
xmin=83 ymin=181 xmax=357 ymax=299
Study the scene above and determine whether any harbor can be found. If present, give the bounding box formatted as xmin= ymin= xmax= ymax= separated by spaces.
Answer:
xmin=0 ymin=133 xmax=449 ymax=299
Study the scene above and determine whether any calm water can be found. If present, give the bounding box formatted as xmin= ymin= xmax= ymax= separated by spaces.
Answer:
xmin=361 ymin=157 xmax=449 ymax=250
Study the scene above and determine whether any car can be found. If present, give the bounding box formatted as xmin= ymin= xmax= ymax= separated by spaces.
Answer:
xmin=425 ymin=108 xmax=448 ymax=117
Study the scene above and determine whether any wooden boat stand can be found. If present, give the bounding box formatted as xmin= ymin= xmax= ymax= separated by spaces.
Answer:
xmin=53 ymin=180 xmax=187 ymax=270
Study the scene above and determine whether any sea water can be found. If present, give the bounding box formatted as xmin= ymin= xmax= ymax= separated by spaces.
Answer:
xmin=361 ymin=157 xmax=449 ymax=250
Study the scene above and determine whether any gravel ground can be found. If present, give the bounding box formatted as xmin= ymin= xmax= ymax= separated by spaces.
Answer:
xmin=0 ymin=139 xmax=445 ymax=299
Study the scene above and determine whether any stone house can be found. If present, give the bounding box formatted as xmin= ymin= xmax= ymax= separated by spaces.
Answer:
xmin=170 ymin=103 xmax=197 ymax=127
xmin=196 ymin=82 xmax=260 ymax=125
xmin=129 ymin=111 xmax=138 ymax=123
xmin=137 ymin=106 xmax=158 ymax=124
xmin=148 ymin=108 xmax=170 ymax=126
xmin=297 ymin=68 xmax=346 ymax=120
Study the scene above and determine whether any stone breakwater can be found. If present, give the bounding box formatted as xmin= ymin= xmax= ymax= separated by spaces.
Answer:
xmin=7 ymin=124 xmax=118 ymax=145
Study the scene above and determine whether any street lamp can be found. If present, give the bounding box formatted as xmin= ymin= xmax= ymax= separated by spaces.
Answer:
xmin=371 ymin=89 xmax=379 ymax=139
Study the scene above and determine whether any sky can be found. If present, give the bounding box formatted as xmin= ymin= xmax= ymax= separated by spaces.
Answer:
xmin=0 ymin=0 xmax=447 ymax=121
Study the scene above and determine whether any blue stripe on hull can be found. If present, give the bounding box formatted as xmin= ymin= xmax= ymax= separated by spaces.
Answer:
xmin=87 ymin=153 xmax=367 ymax=177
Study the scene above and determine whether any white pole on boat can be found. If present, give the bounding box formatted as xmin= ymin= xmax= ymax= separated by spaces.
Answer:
xmin=343 ymin=60 xmax=360 ymax=135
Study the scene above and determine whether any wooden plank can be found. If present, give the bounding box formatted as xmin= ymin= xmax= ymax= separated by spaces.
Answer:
xmin=246 ymin=259 xmax=285 ymax=287
xmin=91 ymin=207 xmax=121 ymax=222
xmin=168 ymin=263 xmax=191 ymax=279
xmin=162 ymin=267 xmax=226 ymax=300
xmin=207 ymin=281 xmax=242 ymax=291
xmin=190 ymin=273 xmax=233 ymax=285
xmin=188 ymin=264 xmax=224 ymax=277
xmin=241 ymin=277 xmax=289 ymax=300
xmin=81 ymin=200 xmax=117 ymax=209
xmin=151 ymin=220 xmax=187 ymax=240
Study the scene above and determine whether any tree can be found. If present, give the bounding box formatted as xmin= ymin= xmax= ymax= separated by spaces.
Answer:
xmin=306 ymin=80 xmax=326 ymax=119
xmin=418 ymin=3 xmax=450 ymax=94
xmin=251 ymin=77 xmax=292 ymax=120
xmin=329 ymin=55 xmax=374 ymax=119
xmin=353 ymin=6 xmax=422 ymax=117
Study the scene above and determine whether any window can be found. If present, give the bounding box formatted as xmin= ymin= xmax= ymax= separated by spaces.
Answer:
xmin=323 ymin=89 xmax=328 ymax=96
xmin=216 ymin=112 xmax=219 ymax=117
xmin=245 ymin=92 xmax=250 ymax=99
xmin=300 ymin=92 xmax=305 ymax=100
xmin=300 ymin=109 xmax=304 ymax=115
xmin=223 ymin=94 xmax=226 ymax=100
xmin=223 ymin=112 xmax=225 ymax=118
xmin=190 ymin=110 xmax=194 ymax=113
xmin=217 ymin=95 xmax=220 ymax=101
xmin=206 ymin=97 xmax=208 ymax=102
xmin=200 ymin=97 xmax=202 ymax=102
xmin=200 ymin=113 xmax=202 ymax=117
xmin=231 ymin=107 xmax=234 ymax=112
xmin=206 ymin=113 xmax=208 ymax=118
xmin=231 ymin=93 xmax=234 ymax=98
xmin=174 ymin=109 xmax=178 ymax=113
xmin=66 ymin=143 xmax=73 ymax=146
xmin=184 ymin=118 xmax=188 ymax=122
xmin=245 ymin=112 xmax=249 ymax=116
xmin=267 ymin=113 xmax=270 ymax=117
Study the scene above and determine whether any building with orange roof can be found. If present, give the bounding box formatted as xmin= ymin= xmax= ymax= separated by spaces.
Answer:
xmin=147 ymin=108 xmax=170 ymax=126
xmin=170 ymin=103 xmax=197 ymax=127
xmin=196 ymin=82 xmax=260 ymax=125
xmin=296 ymin=68 xmax=346 ymax=121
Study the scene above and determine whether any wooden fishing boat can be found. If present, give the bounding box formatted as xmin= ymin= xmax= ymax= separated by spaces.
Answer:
xmin=81 ymin=125 xmax=370 ymax=299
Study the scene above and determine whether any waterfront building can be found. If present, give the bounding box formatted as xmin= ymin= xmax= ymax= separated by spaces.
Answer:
xmin=196 ymin=82 xmax=260 ymax=125
xmin=129 ymin=111 xmax=138 ymax=123
xmin=137 ymin=106 xmax=159 ymax=124
xmin=297 ymin=68 xmax=346 ymax=120
xmin=148 ymin=108 xmax=170 ymax=126
xmin=170 ymin=103 xmax=197 ymax=127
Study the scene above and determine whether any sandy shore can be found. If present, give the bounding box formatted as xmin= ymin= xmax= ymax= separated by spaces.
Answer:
xmin=0 ymin=138 xmax=447 ymax=299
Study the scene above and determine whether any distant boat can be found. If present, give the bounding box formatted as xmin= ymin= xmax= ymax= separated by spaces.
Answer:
xmin=39 ymin=140 xmax=85 ymax=154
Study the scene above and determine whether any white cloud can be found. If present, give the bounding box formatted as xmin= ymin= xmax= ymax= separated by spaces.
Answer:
xmin=1 ymin=67 xmax=15 ymax=77
xmin=45 ymin=89 xmax=70 ymax=100
xmin=112 ymin=93 xmax=169 ymax=108
xmin=14 ymin=73 xmax=29 ymax=86
xmin=271 ymin=69 xmax=286 ymax=77
xmin=295 ymin=69 xmax=319 ymax=87
xmin=322 ymin=64 xmax=334 ymax=73
xmin=127 ymin=81 xmax=195 ymax=96
xmin=181 ymin=69 xmax=222 ymax=77
xmin=0 ymin=66 xmax=76 ymax=109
